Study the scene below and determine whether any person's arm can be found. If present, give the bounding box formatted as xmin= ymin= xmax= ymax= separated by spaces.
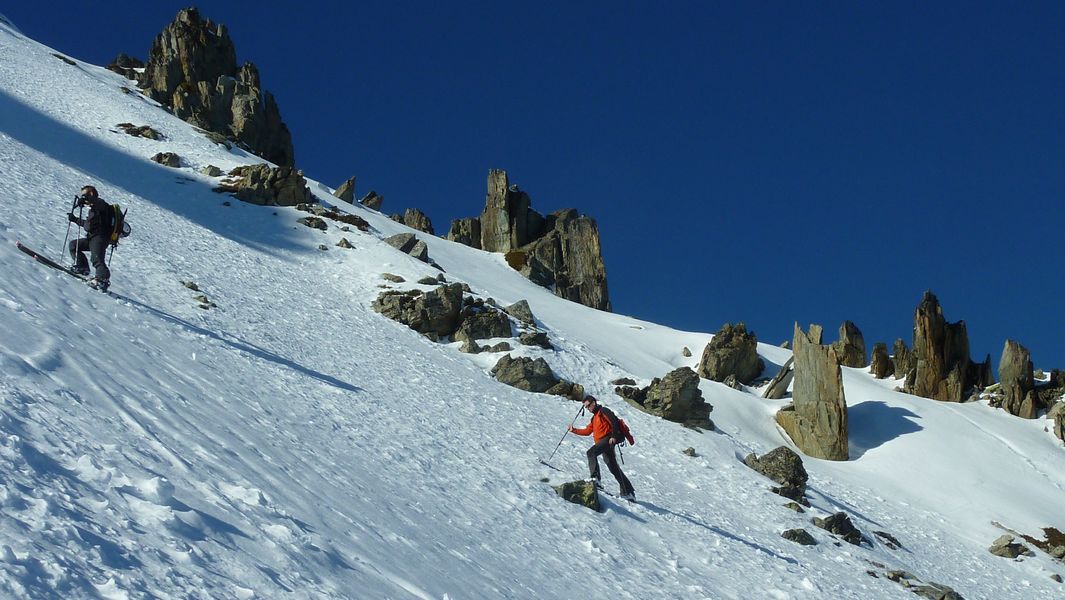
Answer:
xmin=569 ymin=422 xmax=593 ymax=436
xmin=601 ymin=407 xmax=622 ymax=443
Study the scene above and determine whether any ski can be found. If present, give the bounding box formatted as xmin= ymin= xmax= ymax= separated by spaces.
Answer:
xmin=15 ymin=240 xmax=112 ymax=293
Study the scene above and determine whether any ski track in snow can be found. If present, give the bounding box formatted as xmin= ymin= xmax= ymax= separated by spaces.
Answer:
xmin=0 ymin=18 xmax=1063 ymax=599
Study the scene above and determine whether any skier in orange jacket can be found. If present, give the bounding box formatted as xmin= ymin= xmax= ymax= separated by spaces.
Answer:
xmin=569 ymin=396 xmax=635 ymax=499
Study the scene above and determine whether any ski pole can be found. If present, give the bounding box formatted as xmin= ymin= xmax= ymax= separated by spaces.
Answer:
xmin=61 ymin=196 xmax=77 ymax=259
xmin=543 ymin=404 xmax=585 ymax=464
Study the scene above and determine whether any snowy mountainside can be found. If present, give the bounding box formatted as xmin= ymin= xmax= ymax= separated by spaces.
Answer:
xmin=1 ymin=20 xmax=1063 ymax=599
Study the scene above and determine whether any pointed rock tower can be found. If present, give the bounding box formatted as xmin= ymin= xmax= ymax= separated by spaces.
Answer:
xmin=776 ymin=323 xmax=849 ymax=461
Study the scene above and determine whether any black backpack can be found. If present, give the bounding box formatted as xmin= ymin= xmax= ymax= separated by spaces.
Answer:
xmin=109 ymin=204 xmax=131 ymax=246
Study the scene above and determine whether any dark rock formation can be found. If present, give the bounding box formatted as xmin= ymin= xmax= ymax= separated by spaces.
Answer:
xmin=743 ymin=446 xmax=809 ymax=503
xmin=696 ymin=323 xmax=764 ymax=384
xmin=334 ymin=176 xmax=356 ymax=203
xmin=904 ymin=291 xmax=993 ymax=402
xmin=391 ymin=208 xmax=434 ymax=235
xmin=106 ymin=53 xmax=144 ymax=79
xmin=519 ymin=331 xmax=553 ymax=349
xmin=812 ymin=512 xmax=865 ymax=546
xmin=763 ymin=358 xmax=795 ymax=400
xmin=383 ymin=233 xmax=430 ymax=263
xmin=297 ymin=216 xmax=327 ymax=231
xmin=989 ymin=535 xmax=1034 ymax=559
xmin=621 ymin=367 xmax=713 ymax=429
xmin=781 ymin=529 xmax=817 ymax=546
xmin=200 ymin=165 xmax=223 ymax=177
xmin=214 ymin=164 xmax=310 ymax=206
xmin=117 ymin=123 xmax=162 ymax=140
xmin=150 ymin=152 xmax=181 ymax=167
xmin=776 ymin=323 xmax=848 ymax=461
xmin=504 ymin=300 xmax=536 ymax=326
xmin=139 ymin=8 xmax=294 ymax=166
xmin=359 ymin=191 xmax=383 ymax=211
xmin=448 ymin=170 xmax=609 ymax=311
xmin=553 ymin=480 xmax=600 ymax=512
xmin=491 ymin=355 xmax=560 ymax=392
xmin=892 ymin=338 xmax=915 ymax=380
xmin=870 ymin=343 xmax=894 ymax=379
xmin=545 ymin=380 xmax=585 ymax=401
xmin=371 ymin=284 xmax=464 ymax=338
xmin=453 ymin=305 xmax=512 ymax=343
xmin=999 ymin=340 xmax=1038 ymax=418
xmin=831 ymin=321 xmax=867 ymax=368
xmin=1051 ymin=402 xmax=1065 ymax=444
xmin=447 ymin=218 xmax=482 ymax=249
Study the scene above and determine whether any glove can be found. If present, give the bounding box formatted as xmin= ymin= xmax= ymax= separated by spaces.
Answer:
xmin=67 ymin=213 xmax=78 ymax=223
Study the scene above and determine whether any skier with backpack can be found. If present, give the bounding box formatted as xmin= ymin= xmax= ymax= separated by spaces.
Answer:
xmin=67 ymin=185 xmax=126 ymax=291
xmin=569 ymin=395 xmax=636 ymax=500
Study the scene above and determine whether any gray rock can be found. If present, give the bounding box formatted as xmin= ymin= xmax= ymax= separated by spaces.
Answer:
xmin=453 ymin=309 xmax=512 ymax=343
xmin=870 ymin=342 xmax=894 ymax=379
xmin=762 ymin=358 xmax=794 ymax=400
xmin=873 ymin=530 xmax=903 ymax=550
xmin=371 ymin=283 xmax=464 ymax=338
xmin=504 ymin=300 xmax=536 ymax=326
xmin=214 ymin=164 xmax=311 ymax=206
xmin=396 ymin=208 xmax=434 ymax=235
xmin=783 ymin=502 xmax=805 ymax=513
xmin=681 ymin=347 xmax=692 ymax=357
xmin=485 ymin=342 xmax=513 ymax=353
xmin=384 ymin=233 xmax=434 ymax=264
xmin=140 ymin=9 xmax=293 ymax=166
xmin=743 ymin=446 xmax=809 ymax=503
xmin=905 ymin=291 xmax=992 ymax=402
xmin=781 ymin=529 xmax=817 ymax=546
xmin=988 ymin=534 xmax=1034 ymax=559
xmin=200 ymin=165 xmax=223 ymax=177
xmin=1051 ymin=401 xmax=1065 ymax=444
xmin=106 ymin=53 xmax=144 ymax=79
xmin=682 ymin=447 xmax=697 ymax=457
xmin=381 ymin=273 xmax=405 ymax=283
xmin=611 ymin=377 xmax=637 ymax=386
xmin=812 ymin=512 xmax=864 ymax=545
xmin=999 ymin=339 xmax=1039 ymax=418
xmin=459 ymin=339 xmax=482 ymax=354
xmin=545 ymin=380 xmax=585 ymax=401
xmin=117 ymin=123 xmax=162 ymax=140
xmin=831 ymin=321 xmax=867 ymax=368
xmin=334 ymin=176 xmax=356 ymax=202
xmin=336 ymin=238 xmax=353 ymax=249
xmin=519 ymin=331 xmax=553 ymax=349
xmin=624 ymin=367 xmax=713 ymax=429
xmin=696 ymin=323 xmax=765 ymax=384
xmin=491 ymin=355 xmax=560 ymax=393
xmin=151 ymin=152 xmax=181 ymax=167
xmin=480 ymin=169 xmax=542 ymax=252
xmin=447 ymin=217 xmax=482 ymax=249
xmin=776 ymin=323 xmax=848 ymax=461
xmin=723 ymin=374 xmax=742 ymax=389
xmin=893 ymin=338 xmax=915 ymax=380
xmin=417 ymin=276 xmax=440 ymax=285
xmin=359 ymin=191 xmax=383 ymax=211
xmin=297 ymin=216 xmax=327 ymax=231
xmin=552 ymin=480 xmax=600 ymax=512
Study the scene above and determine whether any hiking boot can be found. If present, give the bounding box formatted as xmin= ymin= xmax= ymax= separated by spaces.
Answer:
xmin=89 ymin=278 xmax=110 ymax=292
xmin=586 ymin=478 xmax=602 ymax=489
xmin=70 ymin=265 xmax=90 ymax=276
xmin=619 ymin=491 xmax=636 ymax=501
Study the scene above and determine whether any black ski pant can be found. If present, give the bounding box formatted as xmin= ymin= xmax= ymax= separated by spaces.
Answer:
xmin=587 ymin=438 xmax=634 ymax=496
xmin=69 ymin=236 xmax=110 ymax=282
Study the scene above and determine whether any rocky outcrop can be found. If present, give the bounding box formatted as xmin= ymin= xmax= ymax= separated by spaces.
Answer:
xmin=359 ymin=191 xmax=383 ymax=211
xmin=999 ymin=340 xmax=1038 ymax=418
xmin=447 ymin=218 xmax=481 ymax=249
xmin=491 ymin=355 xmax=560 ymax=393
xmin=333 ymin=176 xmax=356 ymax=203
xmin=989 ymin=535 xmax=1034 ymax=559
xmin=743 ymin=446 xmax=809 ymax=503
xmin=519 ymin=332 xmax=552 ymax=349
xmin=106 ymin=53 xmax=144 ymax=80
xmin=812 ymin=512 xmax=865 ymax=546
xmin=214 ymin=164 xmax=311 ymax=206
xmin=776 ymin=324 xmax=848 ymax=461
xmin=781 ymin=529 xmax=817 ymax=546
xmin=831 ymin=321 xmax=867 ymax=368
xmin=371 ymin=283 xmax=464 ymax=339
xmin=553 ymin=480 xmax=600 ymax=512
xmin=620 ymin=367 xmax=713 ymax=429
xmin=892 ymin=338 xmax=915 ymax=380
xmin=383 ymin=233 xmax=430 ymax=263
xmin=697 ymin=323 xmax=764 ymax=384
xmin=870 ymin=343 xmax=894 ymax=379
xmin=904 ymin=291 xmax=993 ymax=402
xmin=151 ymin=152 xmax=181 ymax=167
xmin=453 ymin=170 xmax=610 ymax=311
xmin=391 ymin=208 xmax=434 ymax=235
xmin=453 ymin=300 xmax=512 ymax=343
xmin=504 ymin=300 xmax=536 ymax=326
xmin=762 ymin=358 xmax=795 ymax=399
xmin=1051 ymin=402 xmax=1065 ymax=444
xmin=139 ymin=8 xmax=294 ymax=166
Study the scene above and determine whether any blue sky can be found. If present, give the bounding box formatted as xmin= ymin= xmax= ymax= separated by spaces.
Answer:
xmin=7 ymin=2 xmax=1063 ymax=370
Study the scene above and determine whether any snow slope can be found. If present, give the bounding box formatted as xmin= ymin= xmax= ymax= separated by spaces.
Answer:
xmin=1 ymin=20 xmax=1063 ymax=599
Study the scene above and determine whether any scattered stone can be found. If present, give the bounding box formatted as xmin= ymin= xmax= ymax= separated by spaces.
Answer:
xmin=214 ymin=164 xmax=311 ymax=206
xmin=383 ymin=233 xmax=433 ymax=264
xmin=297 ymin=216 xmax=327 ymax=231
xmin=743 ymin=446 xmax=809 ymax=503
xmin=491 ymin=355 xmax=560 ymax=393
xmin=200 ymin=165 xmax=223 ymax=177
xmin=783 ymin=502 xmax=805 ymax=513
xmin=336 ymin=238 xmax=353 ymax=249
xmin=381 ymin=273 xmax=405 ymax=283
xmin=696 ymin=323 xmax=764 ymax=384
xmin=611 ymin=377 xmax=637 ymax=386
xmin=873 ymin=530 xmax=903 ymax=550
xmin=117 ymin=123 xmax=163 ymax=140
xmin=781 ymin=529 xmax=817 ymax=546
xmin=681 ymin=347 xmax=692 ymax=358
xmin=334 ymin=176 xmax=357 ymax=202
xmin=552 ymin=480 xmax=600 ymax=512
xmin=812 ymin=512 xmax=864 ymax=546
xmin=52 ymin=53 xmax=76 ymax=66
xmin=372 ymin=283 xmax=464 ymax=338
xmin=392 ymin=208 xmax=434 ymax=235
xmin=504 ymin=300 xmax=536 ymax=326
xmin=682 ymin=447 xmax=696 ymax=457
xmin=762 ymin=357 xmax=795 ymax=400
xmin=485 ymin=342 xmax=512 ymax=353
xmin=106 ymin=53 xmax=143 ymax=79
xmin=181 ymin=281 xmax=200 ymax=291
xmin=519 ymin=331 xmax=553 ymax=349
xmin=776 ymin=323 xmax=848 ymax=461
xmin=622 ymin=367 xmax=713 ymax=429
xmin=1051 ymin=574 xmax=1062 ymax=583
xmin=989 ymin=534 xmax=1034 ymax=559
xmin=459 ymin=339 xmax=482 ymax=354
xmin=416 ymin=276 xmax=439 ymax=285
xmin=151 ymin=152 xmax=181 ymax=167
xmin=545 ymin=380 xmax=585 ymax=401
xmin=359 ymin=191 xmax=383 ymax=211
xmin=722 ymin=374 xmax=742 ymax=390
xmin=453 ymin=308 xmax=512 ymax=343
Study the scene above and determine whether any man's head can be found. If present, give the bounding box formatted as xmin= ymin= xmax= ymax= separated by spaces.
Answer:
xmin=78 ymin=186 xmax=98 ymax=204
xmin=582 ymin=396 xmax=599 ymax=413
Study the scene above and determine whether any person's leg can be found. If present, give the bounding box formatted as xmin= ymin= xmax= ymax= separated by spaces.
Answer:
xmin=586 ymin=438 xmax=611 ymax=482
xmin=602 ymin=446 xmax=634 ymax=496
xmin=88 ymin=236 xmax=110 ymax=282
xmin=68 ymin=238 xmax=89 ymax=273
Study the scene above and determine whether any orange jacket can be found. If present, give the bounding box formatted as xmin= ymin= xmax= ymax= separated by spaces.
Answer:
xmin=572 ymin=406 xmax=621 ymax=443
